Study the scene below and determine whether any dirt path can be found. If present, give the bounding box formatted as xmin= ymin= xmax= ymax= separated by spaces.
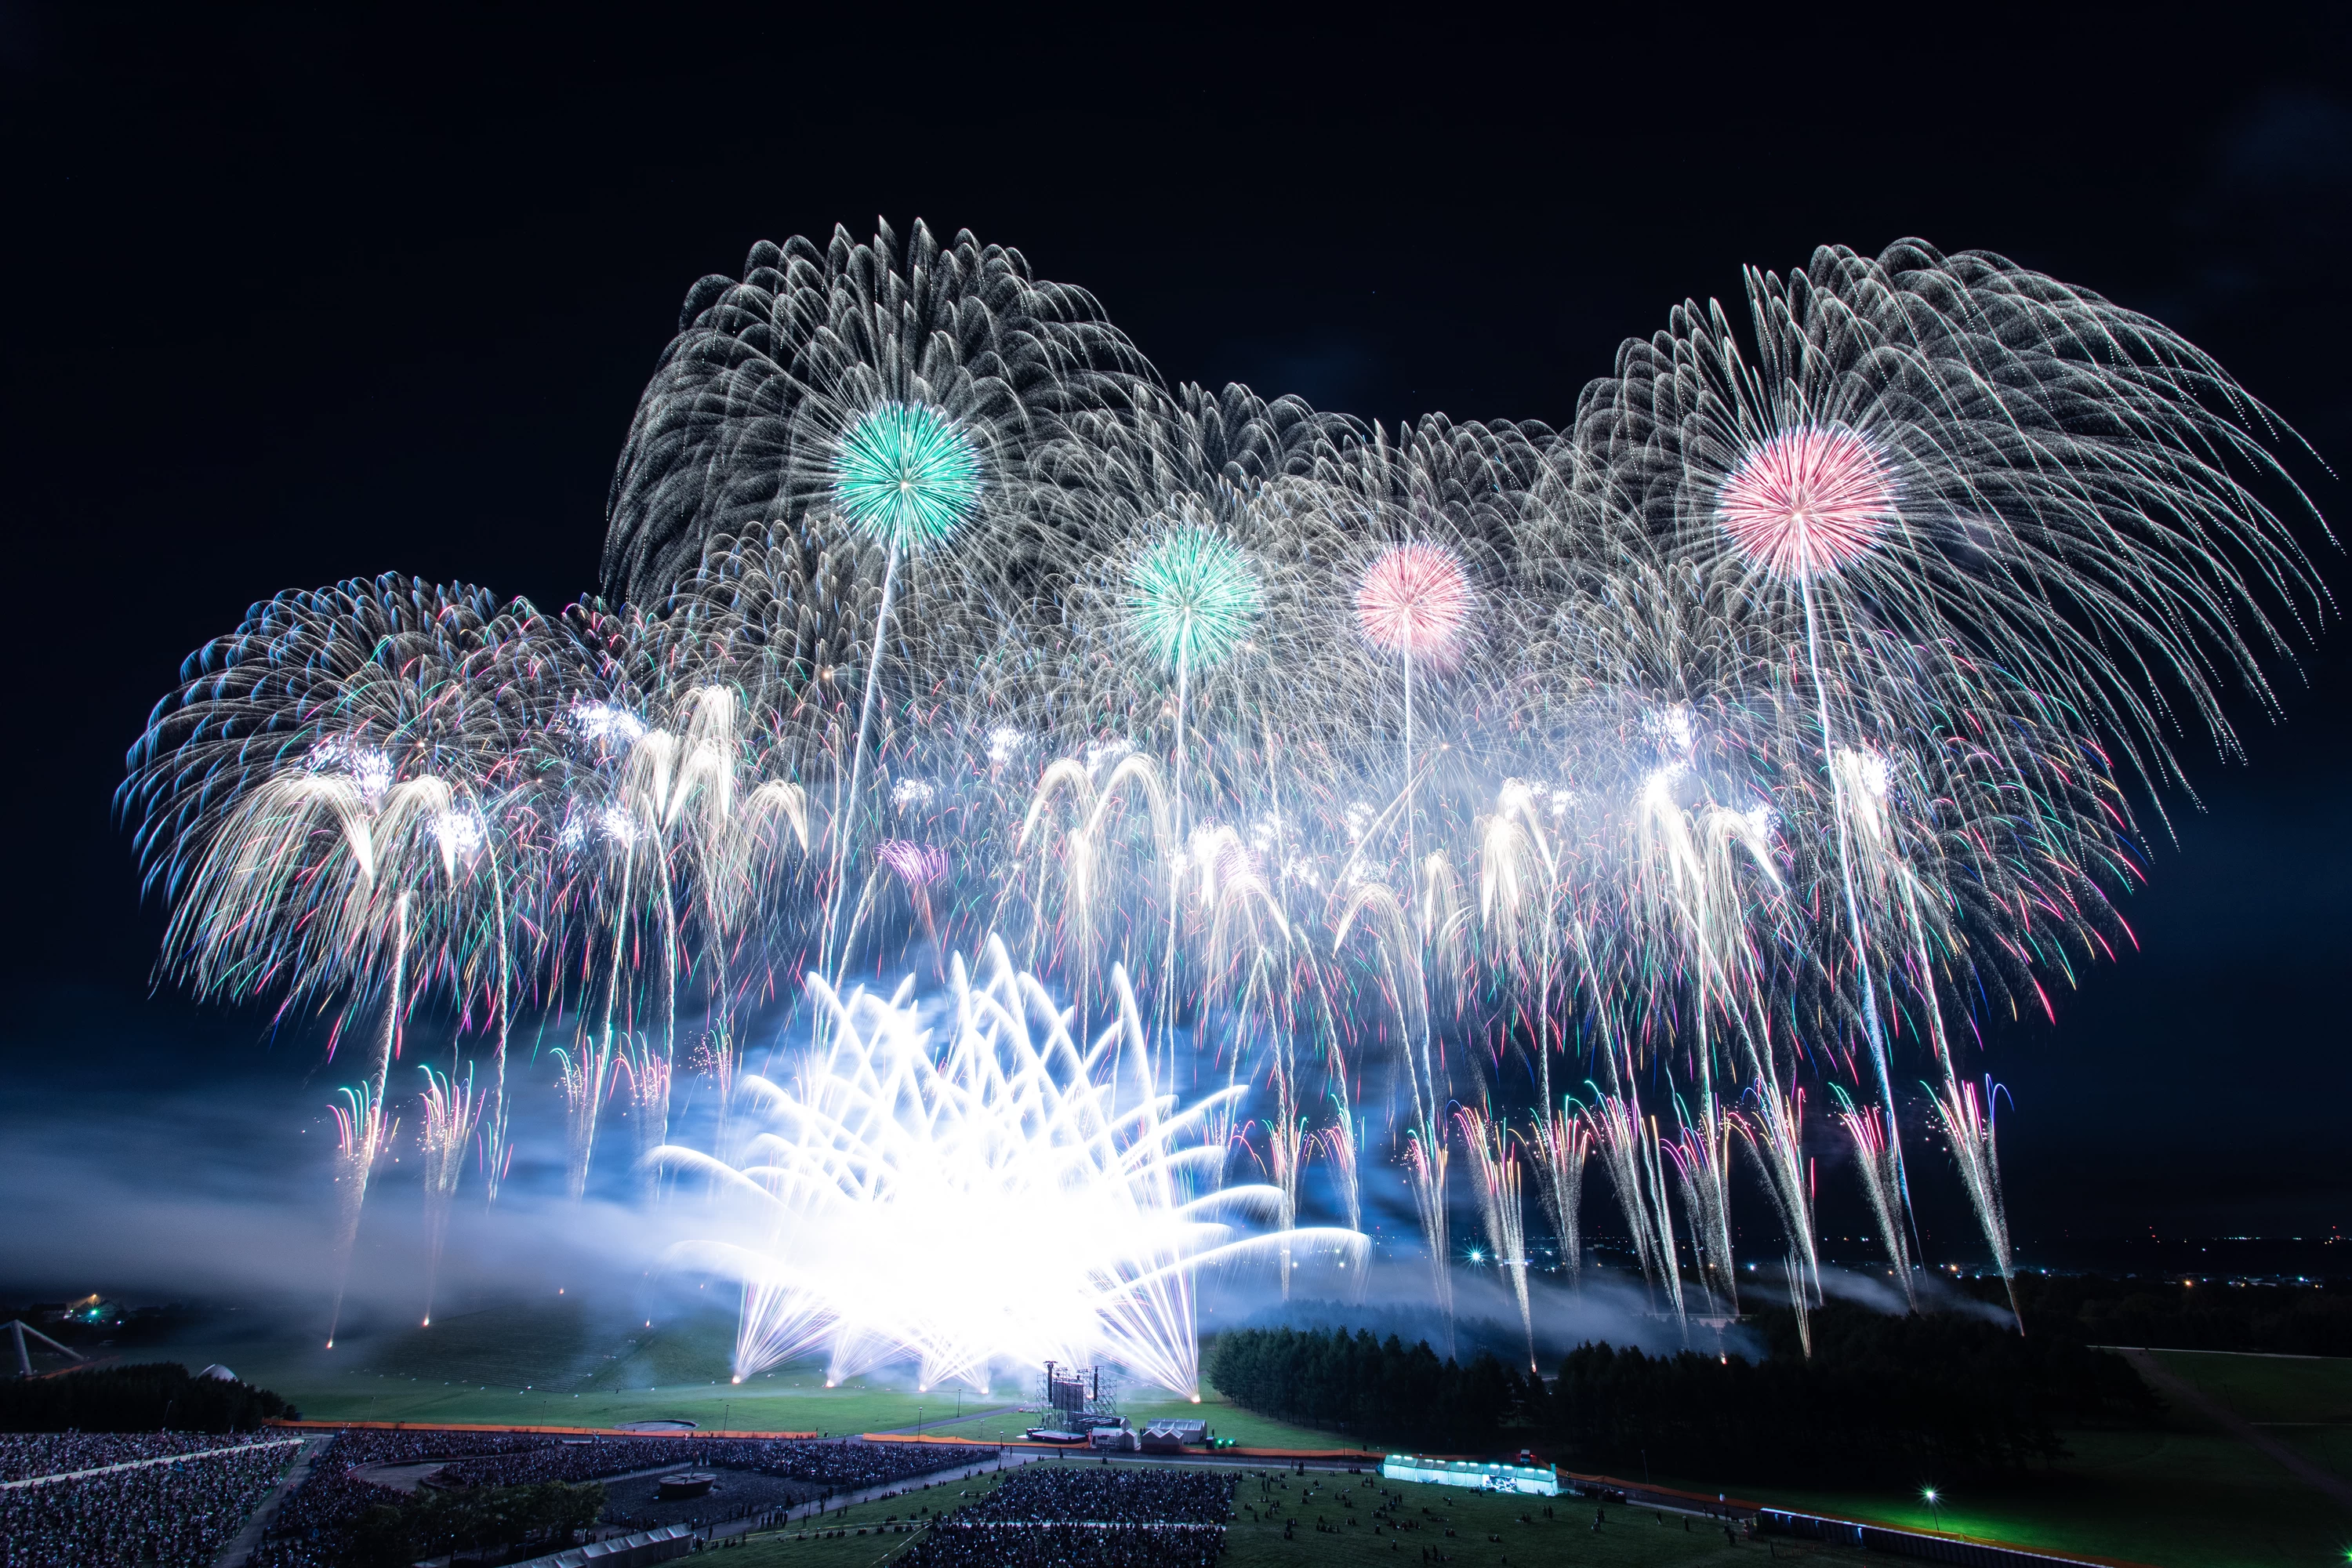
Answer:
xmin=2120 ymin=1347 xmax=2352 ymax=1514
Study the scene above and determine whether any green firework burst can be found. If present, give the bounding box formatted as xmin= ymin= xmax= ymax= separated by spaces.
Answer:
xmin=829 ymin=401 xmax=984 ymax=550
xmin=1127 ymin=526 xmax=1261 ymax=671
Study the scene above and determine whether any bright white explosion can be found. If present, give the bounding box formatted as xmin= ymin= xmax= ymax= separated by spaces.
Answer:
xmin=659 ymin=938 xmax=1364 ymax=1398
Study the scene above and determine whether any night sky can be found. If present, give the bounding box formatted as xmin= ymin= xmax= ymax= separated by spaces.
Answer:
xmin=5 ymin=7 xmax=2348 ymax=1280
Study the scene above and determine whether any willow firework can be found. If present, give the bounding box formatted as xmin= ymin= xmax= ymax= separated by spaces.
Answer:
xmin=121 ymin=228 xmax=2326 ymax=1372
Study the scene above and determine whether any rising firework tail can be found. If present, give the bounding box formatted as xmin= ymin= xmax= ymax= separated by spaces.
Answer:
xmin=120 ymin=228 xmax=2329 ymax=1366
xmin=416 ymin=1063 xmax=481 ymax=1327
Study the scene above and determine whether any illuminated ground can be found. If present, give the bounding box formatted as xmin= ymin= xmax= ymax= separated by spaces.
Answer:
xmin=149 ymin=1297 xmax=1351 ymax=1449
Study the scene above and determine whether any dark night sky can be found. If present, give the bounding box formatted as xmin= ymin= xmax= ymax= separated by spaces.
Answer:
xmin=4 ymin=5 xmax=2348 ymax=1262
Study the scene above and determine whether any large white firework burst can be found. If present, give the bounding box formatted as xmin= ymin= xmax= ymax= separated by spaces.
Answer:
xmin=659 ymin=938 xmax=1363 ymax=1396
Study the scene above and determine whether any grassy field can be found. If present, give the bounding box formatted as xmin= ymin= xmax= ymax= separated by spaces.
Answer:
xmin=2151 ymin=1348 xmax=2352 ymax=1486
xmin=143 ymin=1298 xmax=1345 ymax=1450
xmin=1713 ymin=1351 xmax=2352 ymax=1568
xmin=2150 ymin=1348 xmax=2352 ymax=1425
xmin=724 ymin=1465 xmax=1866 ymax=1568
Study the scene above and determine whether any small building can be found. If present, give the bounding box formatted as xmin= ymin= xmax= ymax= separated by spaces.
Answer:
xmin=1138 ymin=1419 xmax=1208 ymax=1454
xmin=1381 ymin=1455 xmax=1559 ymax=1497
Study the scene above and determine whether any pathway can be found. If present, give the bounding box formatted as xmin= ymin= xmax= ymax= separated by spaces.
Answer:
xmin=2118 ymin=1347 xmax=2352 ymax=1513
xmin=214 ymin=1436 xmax=327 ymax=1568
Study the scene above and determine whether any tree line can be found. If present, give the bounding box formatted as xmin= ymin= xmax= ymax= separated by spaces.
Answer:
xmin=1207 ymin=1305 xmax=2162 ymax=1483
xmin=1207 ymin=1326 xmax=1524 ymax=1453
xmin=1991 ymin=1272 xmax=2352 ymax=1356
xmin=352 ymin=1481 xmax=606 ymax=1567
xmin=0 ymin=1362 xmax=298 ymax=1433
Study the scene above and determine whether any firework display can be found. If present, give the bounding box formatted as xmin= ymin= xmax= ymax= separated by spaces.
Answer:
xmin=664 ymin=938 xmax=1358 ymax=1396
xmin=122 ymin=223 xmax=2326 ymax=1376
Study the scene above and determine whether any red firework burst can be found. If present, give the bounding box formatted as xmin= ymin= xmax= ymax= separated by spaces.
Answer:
xmin=1355 ymin=542 xmax=1472 ymax=662
xmin=1716 ymin=426 xmax=1895 ymax=579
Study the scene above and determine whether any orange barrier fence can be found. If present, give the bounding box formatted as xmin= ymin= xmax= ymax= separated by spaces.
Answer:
xmin=266 ymin=1418 xmax=820 ymax=1439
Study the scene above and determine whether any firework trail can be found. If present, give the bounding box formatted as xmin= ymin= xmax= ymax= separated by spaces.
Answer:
xmin=123 ymin=231 xmax=2327 ymax=1368
xmin=1735 ymin=1080 xmax=1817 ymax=1352
xmin=1334 ymin=878 xmax=1457 ymax=1348
xmin=416 ymin=1063 xmax=481 ymax=1327
xmin=1262 ymin=1104 xmax=1308 ymax=1299
xmin=324 ymin=1083 xmax=390 ymax=1348
xmin=818 ymin=401 xmax=984 ymax=982
xmin=1664 ymin=1102 xmax=1740 ymax=1317
xmin=1401 ymin=1125 xmax=1455 ymax=1356
xmin=1457 ymin=1106 xmax=1535 ymax=1371
xmin=1583 ymin=1088 xmax=1680 ymax=1324
xmin=1626 ymin=767 xmax=1781 ymax=1303
xmin=1356 ymin=540 xmax=1472 ymax=880
xmin=1526 ymin=1100 xmax=1589 ymax=1293
xmin=616 ymin=1036 xmax=673 ymax=1193
xmin=1317 ymin=1109 xmax=1368 ymax=1303
xmin=1121 ymin=510 xmax=1264 ymax=1073
xmin=550 ymin=1044 xmax=603 ymax=1203
xmin=1930 ymin=1074 xmax=2021 ymax=1326
xmin=1833 ymin=1087 xmax=1916 ymax=1308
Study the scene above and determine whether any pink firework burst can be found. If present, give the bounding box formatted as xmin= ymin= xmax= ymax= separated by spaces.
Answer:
xmin=876 ymin=838 xmax=949 ymax=887
xmin=1355 ymin=542 xmax=1472 ymax=662
xmin=1716 ymin=425 xmax=1896 ymax=579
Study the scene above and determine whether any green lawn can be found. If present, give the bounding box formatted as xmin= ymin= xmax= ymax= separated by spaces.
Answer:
xmin=143 ymin=1299 xmax=1345 ymax=1450
xmin=154 ymin=1301 xmax=937 ymax=1435
xmin=1715 ymin=1425 xmax=2352 ymax=1567
xmin=2151 ymin=1349 xmax=2352 ymax=1429
xmin=726 ymin=1466 xmax=1865 ymax=1568
xmin=1123 ymin=1392 xmax=1374 ymax=1454
xmin=2151 ymin=1348 xmax=2352 ymax=1508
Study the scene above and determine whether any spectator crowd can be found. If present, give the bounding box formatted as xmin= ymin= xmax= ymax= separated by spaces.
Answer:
xmin=247 ymin=1428 xmax=966 ymax=1567
xmin=895 ymin=1466 xmax=1235 ymax=1568
xmin=0 ymin=1431 xmax=277 ymax=1483
xmin=435 ymin=1432 xmax=961 ymax=1492
xmin=1 ymin=1435 xmax=294 ymax=1568
xmin=902 ymin=1519 xmax=1225 ymax=1568
xmin=956 ymin=1466 xmax=1235 ymax=1524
